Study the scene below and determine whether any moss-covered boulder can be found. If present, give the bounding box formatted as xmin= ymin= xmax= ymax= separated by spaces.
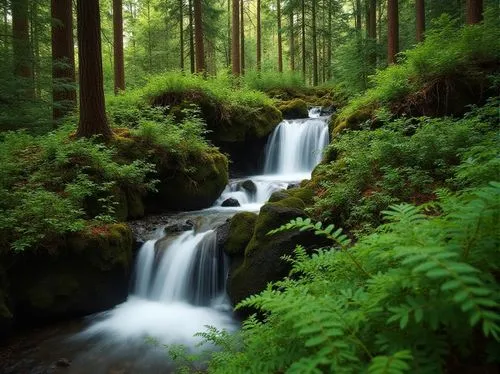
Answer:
xmin=277 ymin=99 xmax=309 ymax=119
xmin=8 ymin=224 xmax=133 ymax=324
xmin=228 ymin=195 xmax=326 ymax=307
xmin=224 ymin=212 xmax=258 ymax=257
xmin=148 ymin=148 xmax=229 ymax=211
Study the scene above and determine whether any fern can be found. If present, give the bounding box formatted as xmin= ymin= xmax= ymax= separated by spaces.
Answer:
xmin=368 ymin=350 xmax=413 ymax=374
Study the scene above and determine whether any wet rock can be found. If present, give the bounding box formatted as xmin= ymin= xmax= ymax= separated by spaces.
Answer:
xmin=287 ymin=182 xmax=300 ymax=190
xmin=320 ymin=106 xmax=335 ymax=116
xmin=221 ymin=198 xmax=240 ymax=207
xmin=164 ymin=220 xmax=195 ymax=233
xmin=55 ymin=358 xmax=71 ymax=368
xmin=240 ymin=180 xmax=257 ymax=194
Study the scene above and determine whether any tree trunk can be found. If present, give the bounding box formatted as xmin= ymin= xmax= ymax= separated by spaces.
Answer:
xmin=387 ymin=0 xmax=399 ymax=64
xmin=327 ymin=0 xmax=332 ymax=80
xmin=193 ymin=0 xmax=204 ymax=73
xmin=301 ymin=0 xmax=306 ymax=81
xmin=179 ymin=0 xmax=184 ymax=71
xmin=145 ymin=0 xmax=152 ymax=71
xmin=256 ymin=0 xmax=261 ymax=71
xmin=289 ymin=10 xmax=295 ymax=71
xmin=76 ymin=0 xmax=112 ymax=138
xmin=355 ymin=0 xmax=362 ymax=30
xmin=227 ymin=0 xmax=231 ymax=67
xmin=113 ymin=0 xmax=125 ymax=93
xmin=231 ymin=0 xmax=240 ymax=76
xmin=240 ymin=0 xmax=245 ymax=74
xmin=51 ymin=0 xmax=76 ymax=121
xmin=416 ymin=0 xmax=425 ymax=42
xmin=366 ymin=0 xmax=377 ymax=67
xmin=277 ymin=0 xmax=283 ymax=73
xmin=312 ymin=0 xmax=318 ymax=85
xmin=12 ymin=0 xmax=33 ymax=92
xmin=188 ymin=0 xmax=195 ymax=73
xmin=466 ymin=0 xmax=483 ymax=24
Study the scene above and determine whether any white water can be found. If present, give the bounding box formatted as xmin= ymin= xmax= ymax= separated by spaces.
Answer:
xmin=215 ymin=108 xmax=330 ymax=211
xmin=70 ymin=107 xmax=330 ymax=371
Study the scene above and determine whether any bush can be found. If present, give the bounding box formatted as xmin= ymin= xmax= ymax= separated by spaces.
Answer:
xmin=311 ymin=99 xmax=498 ymax=235
xmin=199 ymin=183 xmax=500 ymax=373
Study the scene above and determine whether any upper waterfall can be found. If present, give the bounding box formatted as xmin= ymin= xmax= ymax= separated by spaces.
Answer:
xmin=263 ymin=108 xmax=329 ymax=176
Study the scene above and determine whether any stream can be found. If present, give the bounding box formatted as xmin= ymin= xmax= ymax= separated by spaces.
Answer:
xmin=0 ymin=108 xmax=330 ymax=374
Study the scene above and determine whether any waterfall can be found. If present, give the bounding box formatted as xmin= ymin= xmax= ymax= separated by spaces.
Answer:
xmin=263 ymin=116 xmax=329 ymax=175
xmin=135 ymin=230 xmax=228 ymax=306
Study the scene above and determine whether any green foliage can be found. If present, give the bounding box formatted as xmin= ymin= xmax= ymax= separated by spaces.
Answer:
xmin=312 ymin=100 xmax=498 ymax=234
xmin=337 ymin=12 xmax=500 ymax=126
xmin=0 ymin=126 xmax=156 ymax=252
xmin=197 ymin=183 xmax=500 ymax=373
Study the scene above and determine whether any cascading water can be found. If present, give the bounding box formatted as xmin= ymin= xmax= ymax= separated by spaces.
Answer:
xmin=263 ymin=116 xmax=329 ymax=175
xmin=11 ymin=107 xmax=331 ymax=374
xmin=215 ymin=108 xmax=330 ymax=210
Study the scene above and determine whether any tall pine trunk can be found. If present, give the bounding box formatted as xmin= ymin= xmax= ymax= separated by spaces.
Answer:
xmin=188 ymin=0 xmax=195 ymax=73
xmin=387 ymin=0 xmax=399 ymax=65
xmin=193 ymin=0 xmax=204 ymax=73
xmin=301 ymin=0 xmax=306 ymax=81
xmin=12 ymin=0 xmax=33 ymax=96
xmin=289 ymin=10 xmax=295 ymax=71
xmin=366 ymin=0 xmax=377 ymax=67
xmin=113 ymin=0 xmax=125 ymax=93
xmin=76 ymin=0 xmax=112 ymax=138
xmin=240 ymin=0 xmax=245 ymax=74
xmin=312 ymin=0 xmax=318 ymax=85
xmin=355 ymin=0 xmax=362 ymax=30
xmin=256 ymin=0 xmax=261 ymax=71
xmin=327 ymin=0 xmax=332 ymax=80
xmin=231 ymin=0 xmax=240 ymax=76
xmin=227 ymin=0 xmax=231 ymax=67
xmin=179 ymin=0 xmax=184 ymax=71
xmin=466 ymin=0 xmax=483 ymax=24
xmin=51 ymin=0 xmax=76 ymax=121
xmin=416 ymin=0 xmax=425 ymax=42
xmin=277 ymin=0 xmax=283 ymax=73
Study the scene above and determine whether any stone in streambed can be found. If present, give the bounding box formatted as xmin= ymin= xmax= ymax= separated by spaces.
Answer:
xmin=221 ymin=198 xmax=240 ymax=207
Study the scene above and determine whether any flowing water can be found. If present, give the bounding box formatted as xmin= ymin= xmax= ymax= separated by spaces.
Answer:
xmin=0 ymin=108 xmax=330 ymax=374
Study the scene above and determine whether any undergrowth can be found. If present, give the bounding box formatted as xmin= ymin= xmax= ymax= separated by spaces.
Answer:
xmin=193 ymin=182 xmax=500 ymax=373
xmin=312 ymin=98 xmax=499 ymax=235
xmin=336 ymin=11 xmax=500 ymax=129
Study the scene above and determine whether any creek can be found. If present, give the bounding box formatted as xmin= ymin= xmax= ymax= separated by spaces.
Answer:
xmin=0 ymin=108 xmax=330 ymax=374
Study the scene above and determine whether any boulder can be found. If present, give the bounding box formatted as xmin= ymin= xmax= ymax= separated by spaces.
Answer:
xmin=228 ymin=197 xmax=327 ymax=308
xmin=148 ymin=148 xmax=229 ymax=211
xmin=277 ymin=99 xmax=309 ymax=119
xmin=240 ymin=180 xmax=257 ymax=195
xmin=164 ymin=220 xmax=195 ymax=233
xmin=221 ymin=198 xmax=241 ymax=207
xmin=7 ymin=224 xmax=134 ymax=325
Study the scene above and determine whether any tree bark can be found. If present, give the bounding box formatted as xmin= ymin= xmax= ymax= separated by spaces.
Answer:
xmin=193 ymin=0 xmax=204 ymax=73
xmin=51 ymin=0 xmax=76 ymax=121
xmin=289 ymin=10 xmax=295 ymax=71
xmin=277 ymin=0 xmax=283 ymax=73
xmin=227 ymin=0 xmax=231 ymax=67
xmin=240 ymin=0 xmax=245 ymax=74
xmin=387 ymin=0 xmax=399 ymax=64
xmin=188 ymin=0 xmax=195 ymax=73
xmin=466 ymin=0 xmax=483 ymax=24
xmin=367 ymin=0 xmax=377 ymax=39
xmin=12 ymin=0 xmax=33 ymax=91
xmin=76 ymin=0 xmax=112 ymax=138
xmin=256 ymin=0 xmax=261 ymax=71
xmin=113 ymin=0 xmax=125 ymax=93
xmin=301 ymin=0 xmax=306 ymax=81
xmin=355 ymin=0 xmax=362 ymax=30
xmin=327 ymin=0 xmax=332 ymax=80
xmin=312 ymin=0 xmax=318 ymax=85
xmin=231 ymin=0 xmax=240 ymax=76
xmin=416 ymin=0 xmax=425 ymax=42
xmin=179 ymin=0 xmax=184 ymax=71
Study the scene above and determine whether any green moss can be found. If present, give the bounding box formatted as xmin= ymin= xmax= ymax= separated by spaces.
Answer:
xmin=68 ymin=223 xmax=133 ymax=271
xmin=277 ymin=99 xmax=309 ymax=119
xmin=225 ymin=212 xmax=258 ymax=256
xmin=126 ymin=188 xmax=145 ymax=219
xmin=27 ymin=273 xmax=80 ymax=310
xmin=152 ymin=149 xmax=229 ymax=211
xmin=287 ymin=187 xmax=315 ymax=206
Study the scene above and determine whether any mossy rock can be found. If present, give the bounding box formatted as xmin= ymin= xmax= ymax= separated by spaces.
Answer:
xmin=269 ymin=187 xmax=315 ymax=206
xmin=9 ymin=224 xmax=134 ymax=323
xmin=228 ymin=199 xmax=327 ymax=307
xmin=333 ymin=104 xmax=377 ymax=135
xmin=224 ymin=212 xmax=258 ymax=257
xmin=277 ymin=99 xmax=309 ymax=119
xmin=150 ymin=149 xmax=229 ymax=211
xmin=287 ymin=186 xmax=315 ymax=206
